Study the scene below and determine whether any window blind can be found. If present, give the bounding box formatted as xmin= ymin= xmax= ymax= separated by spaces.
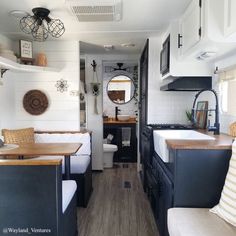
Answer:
xmin=219 ymin=67 xmax=236 ymax=115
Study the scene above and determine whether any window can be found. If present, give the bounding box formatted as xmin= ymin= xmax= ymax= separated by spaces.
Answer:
xmin=219 ymin=69 xmax=236 ymax=116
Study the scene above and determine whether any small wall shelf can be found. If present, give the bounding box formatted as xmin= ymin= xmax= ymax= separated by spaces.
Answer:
xmin=0 ymin=56 xmax=60 ymax=76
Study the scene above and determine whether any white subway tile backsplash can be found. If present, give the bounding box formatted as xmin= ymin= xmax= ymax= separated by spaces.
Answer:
xmin=147 ymin=37 xmax=195 ymax=124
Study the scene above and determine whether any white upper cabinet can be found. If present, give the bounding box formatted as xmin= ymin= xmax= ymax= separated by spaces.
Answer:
xmin=180 ymin=0 xmax=201 ymax=55
xmin=177 ymin=0 xmax=236 ymax=60
xmin=160 ymin=20 xmax=212 ymax=80
xmin=224 ymin=0 xmax=236 ymax=37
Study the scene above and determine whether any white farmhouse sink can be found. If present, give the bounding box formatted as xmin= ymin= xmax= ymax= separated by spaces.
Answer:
xmin=117 ymin=115 xmax=130 ymax=121
xmin=153 ymin=130 xmax=215 ymax=163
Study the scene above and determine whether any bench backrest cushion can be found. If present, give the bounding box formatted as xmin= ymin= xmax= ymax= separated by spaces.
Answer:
xmin=34 ymin=133 xmax=91 ymax=155
xmin=210 ymin=139 xmax=236 ymax=227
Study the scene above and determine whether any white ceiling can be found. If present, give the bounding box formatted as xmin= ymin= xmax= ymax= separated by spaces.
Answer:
xmin=0 ymin=0 xmax=192 ymax=54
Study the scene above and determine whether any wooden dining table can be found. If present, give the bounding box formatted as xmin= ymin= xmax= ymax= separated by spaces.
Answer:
xmin=0 ymin=143 xmax=82 ymax=180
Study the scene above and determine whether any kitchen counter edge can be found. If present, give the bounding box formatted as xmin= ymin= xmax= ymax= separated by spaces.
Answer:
xmin=166 ymin=131 xmax=234 ymax=150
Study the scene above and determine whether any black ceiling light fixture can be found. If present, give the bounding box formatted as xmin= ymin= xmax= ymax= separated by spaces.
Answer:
xmin=113 ymin=63 xmax=128 ymax=71
xmin=105 ymin=63 xmax=131 ymax=73
xmin=19 ymin=7 xmax=65 ymax=41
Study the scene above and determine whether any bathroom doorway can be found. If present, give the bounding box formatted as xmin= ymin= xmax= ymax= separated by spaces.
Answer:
xmin=102 ymin=61 xmax=139 ymax=165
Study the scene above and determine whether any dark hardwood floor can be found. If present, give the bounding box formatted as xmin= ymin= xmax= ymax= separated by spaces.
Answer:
xmin=78 ymin=163 xmax=159 ymax=236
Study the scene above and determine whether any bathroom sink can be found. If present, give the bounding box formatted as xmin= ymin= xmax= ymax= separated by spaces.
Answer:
xmin=153 ymin=130 xmax=215 ymax=163
xmin=117 ymin=115 xmax=130 ymax=121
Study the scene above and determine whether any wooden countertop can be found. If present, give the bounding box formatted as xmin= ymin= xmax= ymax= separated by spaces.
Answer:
xmin=166 ymin=131 xmax=234 ymax=150
xmin=0 ymin=159 xmax=62 ymax=166
xmin=104 ymin=119 xmax=136 ymax=124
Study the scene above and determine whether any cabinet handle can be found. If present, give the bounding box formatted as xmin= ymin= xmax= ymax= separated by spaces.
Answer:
xmin=178 ymin=34 xmax=182 ymax=48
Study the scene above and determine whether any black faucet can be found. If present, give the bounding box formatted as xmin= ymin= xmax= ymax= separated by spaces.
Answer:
xmin=115 ymin=106 xmax=121 ymax=120
xmin=191 ymin=89 xmax=220 ymax=135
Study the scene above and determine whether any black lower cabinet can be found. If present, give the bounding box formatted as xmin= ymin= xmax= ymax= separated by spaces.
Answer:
xmin=157 ymin=163 xmax=173 ymax=236
xmin=146 ymin=169 xmax=159 ymax=220
xmin=140 ymin=126 xmax=153 ymax=191
xmin=147 ymin=156 xmax=173 ymax=236
xmin=145 ymin=148 xmax=232 ymax=236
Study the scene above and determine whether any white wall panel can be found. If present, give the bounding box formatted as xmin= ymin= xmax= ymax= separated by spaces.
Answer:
xmin=0 ymin=35 xmax=14 ymax=131
xmin=5 ymin=41 xmax=80 ymax=131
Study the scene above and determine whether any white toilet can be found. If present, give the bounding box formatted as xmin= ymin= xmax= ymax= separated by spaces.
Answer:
xmin=103 ymin=144 xmax=118 ymax=168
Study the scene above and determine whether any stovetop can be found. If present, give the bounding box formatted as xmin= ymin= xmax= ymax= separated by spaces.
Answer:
xmin=147 ymin=123 xmax=193 ymax=130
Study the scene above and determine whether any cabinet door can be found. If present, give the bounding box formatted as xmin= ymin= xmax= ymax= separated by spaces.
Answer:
xmin=146 ymin=170 xmax=159 ymax=220
xmin=139 ymin=39 xmax=149 ymax=152
xmin=224 ymin=0 xmax=236 ymax=36
xmin=180 ymin=0 xmax=201 ymax=55
xmin=116 ymin=125 xmax=137 ymax=162
xmin=157 ymin=163 xmax=173 ymax=236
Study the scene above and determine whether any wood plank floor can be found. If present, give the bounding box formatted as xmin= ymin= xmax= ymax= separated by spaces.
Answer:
xmin=78 ymin=163 xmax=159 ymax=236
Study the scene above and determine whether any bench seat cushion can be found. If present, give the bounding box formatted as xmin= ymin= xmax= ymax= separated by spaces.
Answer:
xmin=168 ymin=208 xmax=236 ymax=236
xmin=32 ymin=155 xmax=90 ymax=174
xmin=67 ymin=155 xmax=90 ymax=174
xmin=62 ymin=180 xmax=77 ymax=213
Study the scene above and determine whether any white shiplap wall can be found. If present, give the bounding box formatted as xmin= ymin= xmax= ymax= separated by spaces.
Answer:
xmin=9 ymin=41 xmax=80 ymax=131
xmin=0 ymin=34 xmax=15 ymax=131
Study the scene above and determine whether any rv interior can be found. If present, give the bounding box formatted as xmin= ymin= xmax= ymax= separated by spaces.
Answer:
xmin=0 ymin=0 xmax=236 ymax=235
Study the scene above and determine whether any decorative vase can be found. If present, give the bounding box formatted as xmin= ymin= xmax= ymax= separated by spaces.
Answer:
xmin=36 ymin=53 xmax=47 ymax=67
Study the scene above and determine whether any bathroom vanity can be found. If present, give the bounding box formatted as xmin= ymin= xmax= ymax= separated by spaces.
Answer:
xmin=104 ymin=120 xmax=137 ymax=162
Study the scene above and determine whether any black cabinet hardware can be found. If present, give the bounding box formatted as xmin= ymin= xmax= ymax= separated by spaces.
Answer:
xmin=177 ymin=34 xmax=182 ymax=48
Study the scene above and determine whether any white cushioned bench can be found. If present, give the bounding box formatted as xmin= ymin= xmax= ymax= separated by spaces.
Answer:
xmin=168 ymin=208 xmax=236 ymax=236
xmin=62 ymin=180 xmax=77 ymax=213
xmin=34 ymin=131 xmax=93 ymax=207
xmin=34 ymin=155 xmax=90 ymax=174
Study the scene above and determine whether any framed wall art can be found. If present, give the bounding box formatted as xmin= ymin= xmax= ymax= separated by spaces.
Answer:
xmin=196 ymin=101 xmax=208 ymax=129
xmin=20 ymin=40 xmax=33 ymax=59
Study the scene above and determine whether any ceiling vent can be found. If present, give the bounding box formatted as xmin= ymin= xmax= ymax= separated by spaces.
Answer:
xmin=65 ymin=0 xmax=122 ymax=22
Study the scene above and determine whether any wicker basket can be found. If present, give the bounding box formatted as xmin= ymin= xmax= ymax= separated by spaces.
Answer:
xmin=229 ymin=122 xmax=236 ymax=137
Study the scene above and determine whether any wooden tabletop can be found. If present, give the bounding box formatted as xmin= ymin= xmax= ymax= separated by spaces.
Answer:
xmin=166 ymin=131 xmax=234 ymax=150
xmin=0 ymin=143 xmax=82 ymax=156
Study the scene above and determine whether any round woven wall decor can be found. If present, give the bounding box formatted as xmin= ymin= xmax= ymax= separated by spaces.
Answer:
xmin=23 ymin=90 xmax=49 ymax=115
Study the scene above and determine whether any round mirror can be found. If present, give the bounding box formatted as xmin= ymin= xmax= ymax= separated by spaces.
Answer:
xmin=107 ymin=75 xmax=135 ymax=104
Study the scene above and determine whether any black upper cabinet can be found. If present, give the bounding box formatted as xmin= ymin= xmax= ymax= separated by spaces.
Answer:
xmin=160 ymin=35 xmax=170 ymax=76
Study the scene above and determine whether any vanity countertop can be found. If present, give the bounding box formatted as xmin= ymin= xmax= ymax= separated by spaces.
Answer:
xmin=166 ymin=130 xmax=233 ymax=150
xmin=104 ymin=119 xmax=136 ymax=124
